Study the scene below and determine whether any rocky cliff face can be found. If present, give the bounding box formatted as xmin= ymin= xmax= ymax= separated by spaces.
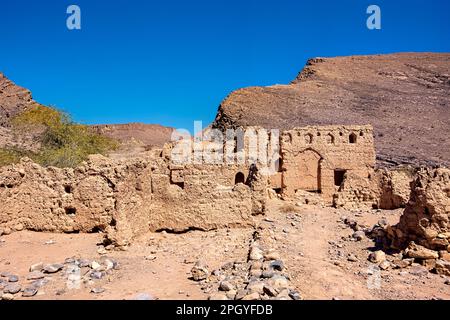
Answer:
xmin=212 ymin=53 xmax=450 ymax=168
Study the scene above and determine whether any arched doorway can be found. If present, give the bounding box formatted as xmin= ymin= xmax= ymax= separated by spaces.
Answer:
xmin=295 ymin=149 xmax=322 ymax=192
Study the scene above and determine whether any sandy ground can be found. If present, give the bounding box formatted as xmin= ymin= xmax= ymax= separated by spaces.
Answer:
xmin=0 ymin=199 xmax=449 ymax=300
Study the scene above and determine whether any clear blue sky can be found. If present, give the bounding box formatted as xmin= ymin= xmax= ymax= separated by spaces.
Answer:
xmin=1 ymin=0 xmax=449 ymax=130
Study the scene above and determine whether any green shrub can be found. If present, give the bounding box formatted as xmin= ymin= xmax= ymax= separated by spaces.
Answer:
xmin=6 ymin=105 xmax=118 ymax=168
xmin=0 ymin=148 xmax=26 ymax=167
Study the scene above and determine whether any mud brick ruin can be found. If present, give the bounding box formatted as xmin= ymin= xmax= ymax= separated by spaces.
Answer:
xmin=271 ymin=125 xmax=375 ymax=202
xmin=0 ymin=124 xmax=379 ymax=247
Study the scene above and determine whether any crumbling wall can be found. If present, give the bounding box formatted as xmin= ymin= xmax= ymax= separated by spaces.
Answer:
xmin=333 ymin=166 xmax=415 ymax=210
xmin=386 ymin=168 xmax=450 ymax=251
xmin=369 ymin=168 xmax=450 ymax=276
xmin=0 ymin=149 xmax=264 ymax=248
xmin=146 ymin=162 xmax=261 ymax=234
xmin=0 ymin=155 xmax=152 ymax=237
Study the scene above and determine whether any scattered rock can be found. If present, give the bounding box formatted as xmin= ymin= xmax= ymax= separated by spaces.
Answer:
xmin=97 ymin=247 xmax=107 ymax=255
xmin=246 ymin=281 xmax=265 ymax=294
xmin=439 ymin=251 xmax=450 ymax=262
xmin=208 ymin=293 xmax=228 ymax=300
xmin=2 ymin=227 xmax=12 ymax=236
xmin=43 ymin=264 xmax=64 ymax=274
xmin=242 ymin=292 xmax=260 ymax=300
xmin=55 ymin=289 xmax=66 ymax=296
xmin=267 ymin=275 xmax=289 ymax=291
xmin=78 ymin=259 xmax=90 ymax=268
xmin=393 ymin=258 xmax=413 ymax=269
xmin=219 ymin=281 xmax=234 ymax=292
xmin=225 ymin=290 xmax=236 ymax=299
xmin=421 ymin=259 xmax=437 ymax=270
xmin=352 ymin=231 xmax=365 ymax=241
xmin=90 ymin=271 xmax=104 ymax=280
xmin=261 ymin=270 xmax=274 ymax=279
xmin=348 ymin=254 xmax=358 ymax=262
xmin=191 ymin=260 xmax=209 ymax=281
xmin=435 ymin=260 xmax=450 ymax=276
xmin=211 ymin=269 xmax=221 ymax=277
xmin=22 ymin=287 xmax=38 ymax=297
xmin=90 ymin=261 xmax=101 ymax=270
xmin=4 ymin=283 xmax=21 ymax=294
xmin=104 ymin=259 xmax=115 ymax=271
xmin=221 ymin=262 xmax=233 ymax=271
xmin=249 ymin=247 xmax=264 ymax=261
xmin=7 ymin=274 xmax=19 ymax=283
xmin=27 ymin=271 xmax=45 ymax=280
xmin=368 ymin=251 xmax=386 ymax=263
xmin=270 ymin=260 xmax=284 ymax=271
xmin=264 ymin=250 xmax=281 ymax=261
xmin=409 ymin=265 xmax=429 ymax=276
xmin=379 ymin=261 xmax=391 ymax=270
xmin=145 ymin=255 xmax=157 ymax=261
xmin=1 ymin=293 xmax=14 ymax=300
xmin=289 ymin=290 xmax=302 ymax=300
xmin=14 ymin=223 xmax=24 ymax=231
xmin=405 ymin=242 xmax=439 ymax=260
xmin=30 ymin=262 xmax=44 ymax=272
xmin=134 ymin=293 xmax=156 ymax=300
xmin=90 ymin=288 xmax=105 ymax=294
xmin=30 ymin=278 xmax=49 ymax=289
xmin=235 ymin=289 xmax=247 ymax=300
xmin=263 ymin=285 xmax=278 ymax=297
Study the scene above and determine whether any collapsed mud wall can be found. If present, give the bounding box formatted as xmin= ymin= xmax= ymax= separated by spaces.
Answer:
xmin=386 ymin=168 xmax=450 ymax=251
xmin=0 ymin=150 xmax=265 ymax=248
xmin=366 ymin=168 xmax=450 ymax=276
xmin=0 ymin=155 xmax=153 ymax=243
xmin=333 ymin=166 xmax=416 ymax=210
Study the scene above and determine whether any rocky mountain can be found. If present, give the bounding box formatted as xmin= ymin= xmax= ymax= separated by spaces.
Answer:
xmin=212 ymin=53 xmax=450 ymax=167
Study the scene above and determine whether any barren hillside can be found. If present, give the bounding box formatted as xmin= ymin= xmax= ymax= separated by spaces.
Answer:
xmin=212 ymin=53 xmax=450 ymax=167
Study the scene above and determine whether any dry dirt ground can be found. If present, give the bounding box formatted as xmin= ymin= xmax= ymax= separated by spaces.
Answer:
xmin=1 ymin=199 xmax=449 ymax=300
